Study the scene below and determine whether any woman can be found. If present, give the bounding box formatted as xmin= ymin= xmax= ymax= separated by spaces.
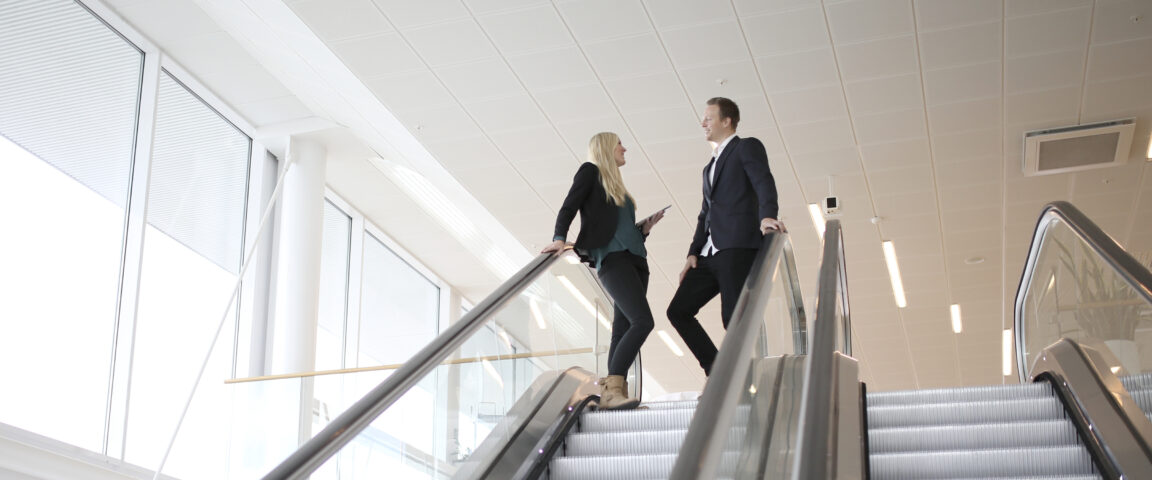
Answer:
xmin=544 ymin=132 xmax=664 ymax=410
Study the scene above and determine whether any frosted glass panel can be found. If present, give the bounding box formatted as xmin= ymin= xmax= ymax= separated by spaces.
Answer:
xmin=359 ymin=234 xmax=440 ymax=366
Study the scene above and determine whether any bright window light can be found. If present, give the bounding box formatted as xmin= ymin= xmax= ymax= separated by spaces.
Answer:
xmin=881 ymin=241 xmax=907 ymax=308
xmin=1112 ymin=366 xmax=1122 ymax=374
xmin=656 ymin=330 xmax=684 ymax=357
xmin=1146 ymin=133 xmax=1152 ymax=159
xmin=808 ymin=203 xmax=825 ymax=238
xmin=950 ymin=304 xmax=962 ymax=333
xmin=1003 ymin=329 xmax=1013 ymax=376
xmin=557 ymin=275 xmax=612 ymax=330
xmin=529 ymin=298 xmax=547 ymax=330
xmin=481 ymin=359 xmax=504 ymax=387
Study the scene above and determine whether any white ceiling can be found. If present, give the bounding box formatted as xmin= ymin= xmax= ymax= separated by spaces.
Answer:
xmin=105 ymin=0 xmax=1152 ymax=394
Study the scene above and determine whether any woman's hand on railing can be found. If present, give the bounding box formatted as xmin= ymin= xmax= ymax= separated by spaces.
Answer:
xmin=542 ymin=240 xmax=569 ymax=254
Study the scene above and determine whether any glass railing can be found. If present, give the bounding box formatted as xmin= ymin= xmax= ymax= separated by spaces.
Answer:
xmin=669 ymin=230 xmax=808 ymax=479
xmin=1016 ymin=201 xmax=1152 ymax=380
xmin=245 ymin=249 xmax=633 ymax=479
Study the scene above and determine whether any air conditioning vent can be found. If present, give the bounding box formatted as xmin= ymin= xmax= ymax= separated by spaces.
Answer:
xmin=1023 ymin=118 xmax=1135 ymax=176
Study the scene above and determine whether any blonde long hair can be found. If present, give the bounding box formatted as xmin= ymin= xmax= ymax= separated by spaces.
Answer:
xmin=587 ymin=132 xmax=635 ymax=210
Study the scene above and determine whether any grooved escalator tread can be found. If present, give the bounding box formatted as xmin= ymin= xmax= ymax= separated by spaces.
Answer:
xmin=868 ymin=419 xmax=1080 ymax=453
xmin=869 ymin=445 xmax=1098 ymax=479
xmin=867 ymin=396 xmax=1064 ymax=428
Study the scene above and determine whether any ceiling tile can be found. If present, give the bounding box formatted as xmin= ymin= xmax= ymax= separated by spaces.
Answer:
xmin=533 ymin=84 xmax=616 ymax=123
xmin=197 ymin=65 xmax=294 ymax=105
xmin=1090 ymin=0 xmax=1152 ymax=45
xmin=927 ymin=98 xmax=1002 ymax=135
xmin=791 ymin=147 xmax=863 ymax=179
xmin=330 ymin=33 xmax=424 ymax=79
xmin=940 ymin=182 xmax=1002 ymax=211
xmin=869 ymin=165 xmax=936 ymax=196
xmin=742 ymin=7 xmax=829 ymax=56
xmin=488 ymin=126 xmax=572 ymax=159
xmin=366 ymin=71 xmax=455 ymax=111
xmin=435 ymin=58 xmax=524 ymax=102
xmin=164 ymin=32 xmax=257 ymax=78
xmin=583 ymin=34 xmax=673 ymax=79
xmin=881 ymin=213 xmax=939 ymax=239
xmin=604 ymin=72 xmax=687 ymax=113
xmin=1005 ymin=7 xmax=1091 ymax=58
xmin=1084 ymin=74 xmax=1152 ymax=116
xmin=1006 ymin=0 xmax=1091 ymax=17
xmin=1088 ymin=37 xmax=1152 ymax=83
xmin=515 ymin=154 xmax=579 ymax=187
xmin=370 ymin=0 xmax=470 ymax=28
xmin=781 ymin=118 xmax=856 ymax=153
xmin=477 ymin=5 xmax=572 ymax=55
xmin=1005 ymin=50 xmax=1085 ymax=94
xmin=932 ymin=129 xmax=1003 ymax=162
xmin=874 ymin=191 xmax=940 ymax=217
xmin=115 ymin=0 xmax=222 ymax=43
xmin=507 ymin=46 xmax=597 ymax=91
xmin=462 ymin=0 xmax=548 ymax=15
xmin=844 ymin=73 xmax=924 ymax=115
xmin=769 ymin=86 xmax=849 ymax=125
xmin=733 ymin=0 xmax=820 ymax=16
xmin=854 ymin=108 xmax=928 ymax=145
xmin=917 ymin=21 xmax=1002 ymax=70
xmin=403 ymin=19 xmax=496 ymax=66
xmin=624 ymin=106 xmax=702 ymax=143
xmin=934 ymin=156 xmax=1002 ymax=186
xmin=923 ymin=61 xmax=1001 ymax=105
xmin=396 ymin=104 xmax=482 ymax=142
xmin=425 ymin=135 xmax=506 ymax=171
xmin=826 ymin=0 xmax=914 ymax=44
xmin=557 ymin=0 xmax=651 ymax=43
xmin=291 ymin=0 xmax=392 ymax=42
xmin=757 ymin=48 xmax=841 ymax=93
xmin=914 ymin=0 xmax=1002 ymax=31
xmin=644 ymin=0 xmax=735 ymax=29
xmin=1004 ymin=87 xmax=1081 ymax=126
xmin=679 ymin=61 xmax=764 ymax=103
xmin=835 ymin=35 xmax=920 ymax=81
xmin=463 ymin=94 xmax=547 ymax=134
xmin=644 ymin=138 xmax=712 ymax=171
xmin=661 ymin=21 xmax=748 ymax=68
xmin=552 ymin=115 xmax=637 ymax=156
xmin=860 ymin=138 xmax=932 ymax=171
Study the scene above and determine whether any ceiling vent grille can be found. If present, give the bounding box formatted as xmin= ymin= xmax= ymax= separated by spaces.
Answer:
xmin=1023 ymin=118 xmax=1135 ymax=176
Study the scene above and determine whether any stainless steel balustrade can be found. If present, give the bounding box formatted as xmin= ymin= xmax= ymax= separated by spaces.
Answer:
xmin=263 ymin=251 xmax=562 ymax=480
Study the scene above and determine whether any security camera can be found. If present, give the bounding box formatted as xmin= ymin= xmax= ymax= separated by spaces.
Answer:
xmin=823 ymin=196 xmax=841 ymax=216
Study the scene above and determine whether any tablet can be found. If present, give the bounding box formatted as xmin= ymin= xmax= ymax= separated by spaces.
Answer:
xmin=638 ymin=205 xmax=672 ymax=225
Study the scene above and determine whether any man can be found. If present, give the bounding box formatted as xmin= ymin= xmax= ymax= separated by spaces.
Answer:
xmin=667 ymin=97 xmax=785 ymax=376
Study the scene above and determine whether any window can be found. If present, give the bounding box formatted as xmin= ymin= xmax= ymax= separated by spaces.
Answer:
xmin=0 ymin=0 xmax=142 ymax=452
xmin=358 ymin=234 xmax=440 ymax=366
xmin=125 ymin=72 xmax=250 ymax=477
xmin=317 ymin=200 xmax=352 ymax=370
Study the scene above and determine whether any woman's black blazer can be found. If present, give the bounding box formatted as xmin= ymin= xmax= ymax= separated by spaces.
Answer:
xmin=553 ymin=163 xmax=618 ymax=262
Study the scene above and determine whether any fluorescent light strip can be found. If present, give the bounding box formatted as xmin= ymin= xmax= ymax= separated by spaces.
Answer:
xmin=497 ymin=329 xmax=513 ymax=351
xmin=1003 ymin=329 xmax=1013 ymax=376
xmin=556 ymin=275 xmax=612 ymax=331
xmin=1147 ymin=133 xmax=1152 ymax=158
xmin=808 ymin=203 xmax=825 ymax=238
xmin=656 ymin=330 xmax=684 ymax=357
xmin=529 ymin=298 xmax=547 ymax=330
xmin=481 ymin=359 xmax=504 ymax=387
xmin=881 ymin=241 xmax=907 ymax=308
xmin=950 ymin=304 xmax=962 ymax=333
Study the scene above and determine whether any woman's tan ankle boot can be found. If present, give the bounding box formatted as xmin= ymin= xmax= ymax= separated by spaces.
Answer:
xmin=598 ymin=375 xmax=640 ymax=410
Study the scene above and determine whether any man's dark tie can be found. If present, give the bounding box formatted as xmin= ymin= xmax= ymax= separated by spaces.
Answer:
xmin=703 ymin=156 xmax=716 ymax=198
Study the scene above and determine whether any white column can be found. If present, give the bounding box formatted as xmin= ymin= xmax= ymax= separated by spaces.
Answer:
xmin=269 ymin=137 xmax=326 ymax=375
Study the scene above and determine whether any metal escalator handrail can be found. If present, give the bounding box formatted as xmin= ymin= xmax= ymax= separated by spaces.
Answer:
xmin=668 ymin=231 xmax=794 ymax=480
xmin=794 ymin=219 xmax=852 ymax=479
xmin=262 ymin=251 xmax=563 ymax=480
xmin=1014 ymin=201 xmax=1152 ymax=380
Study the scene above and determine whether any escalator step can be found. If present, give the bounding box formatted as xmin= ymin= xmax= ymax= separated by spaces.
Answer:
xmin=1126 ymin=389 xmax=1152 ymax=413
xmin=870 ymin=445 xmax=1096 ymax=479
xmin=1120 ymin=372 xmax=1152 ymax=392
xmin=549 ymin=452 xmax=740 ymax=480
xmin=564 ymin=426 xmax=749 ymax=457
xmin=580 ymin=407 xmax=696 ymax=433
xmin=869 ymin=420 xmax=1079 ymax=453
xmin=867 ymin=382 xmax=1052 ymax=407
xmin=565 ymin=429 xmax=687 ymax=456
xmin=868 ymin=397 xmax=1063 ymax=428
xmin=636 ymin=400 xmax=699 ymax=410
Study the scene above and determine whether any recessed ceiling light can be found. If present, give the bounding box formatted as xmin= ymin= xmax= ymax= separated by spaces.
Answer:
xmin=965 ymin=256 xmax=985 ymax=265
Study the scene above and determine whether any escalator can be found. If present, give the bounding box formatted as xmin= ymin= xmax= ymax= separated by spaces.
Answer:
xmin=260 ymin=200 xmax=1152 ymax=479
